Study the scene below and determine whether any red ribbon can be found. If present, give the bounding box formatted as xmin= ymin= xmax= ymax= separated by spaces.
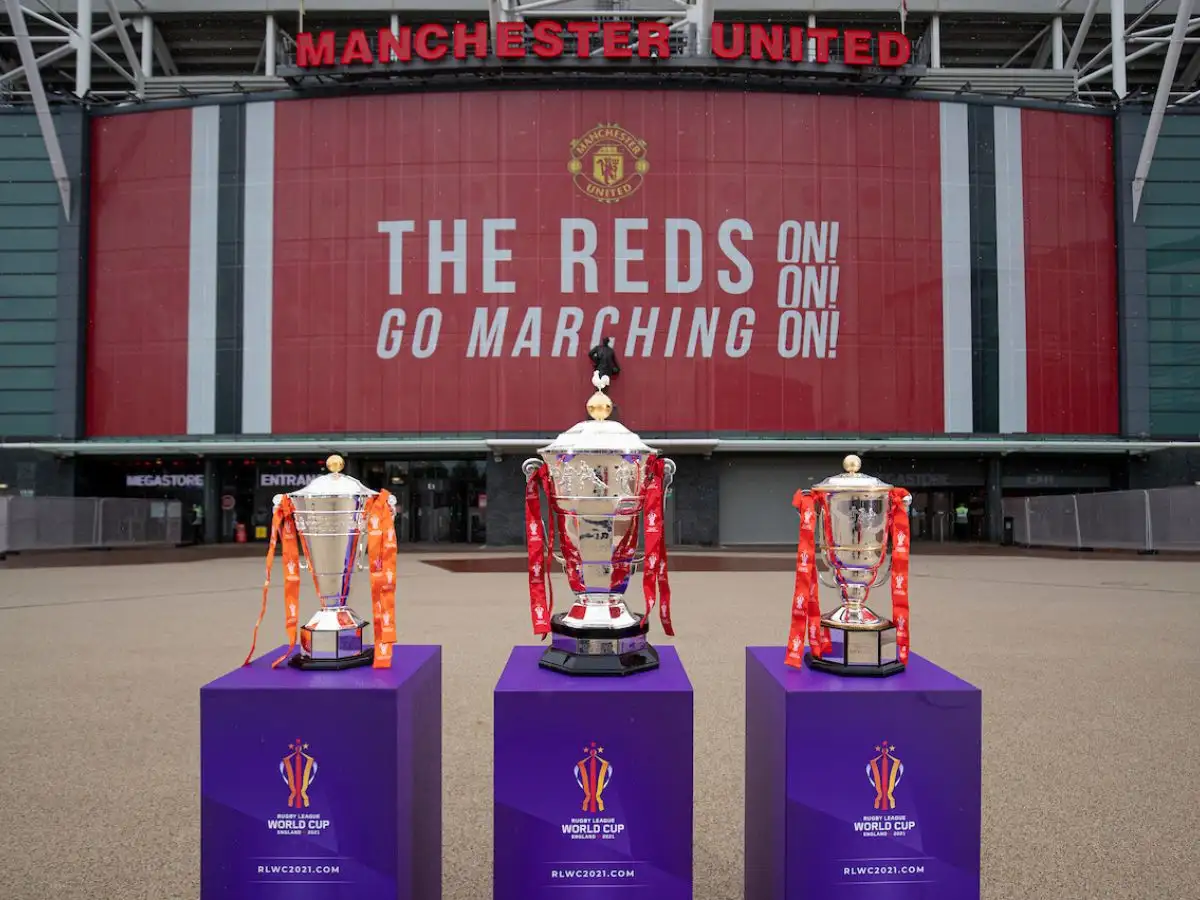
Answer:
xmin=640 ymin=455 xmax=674 ymax=636
xmin=525 ymin=466 xmax=554 ymax=638
xmin=786 ymin=490 xmax=829 ymax=668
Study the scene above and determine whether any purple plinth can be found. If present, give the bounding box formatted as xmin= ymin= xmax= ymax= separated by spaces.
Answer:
xmin=494 ymin=646 xmax=694 ymax=899
xmin=745 ymin=648 xmax=981 ymax=900
xmin=201 ymin=646 xmax=442 ymax=900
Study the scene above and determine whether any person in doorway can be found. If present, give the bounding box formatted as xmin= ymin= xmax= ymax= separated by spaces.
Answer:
xmin=954 ymin=502 xmax=969 ymax=541
xmin=191 ymin=503 xmax=205 ymax=544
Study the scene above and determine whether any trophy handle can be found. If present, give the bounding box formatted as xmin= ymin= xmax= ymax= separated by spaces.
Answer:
xmin=522 ymin=458 xmax=543 ymax=481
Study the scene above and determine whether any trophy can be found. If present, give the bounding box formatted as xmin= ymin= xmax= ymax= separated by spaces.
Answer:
xmin=786 ymin=455 xmax=912 ymax=677
xmin=522 ymin=371 xmax=676 ymax=676
xmin=243 ymin=454 xmax=399 ymax=671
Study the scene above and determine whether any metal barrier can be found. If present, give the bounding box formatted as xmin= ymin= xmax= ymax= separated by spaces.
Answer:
xmin=0 ymin=497 xmax=183 ymax=555
xmin=1002 ymin=486 xmax=1200 ymax=553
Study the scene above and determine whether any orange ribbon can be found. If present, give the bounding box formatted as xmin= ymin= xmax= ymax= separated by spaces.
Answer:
xmin=244 ymin=495 xmax=302 ymax=669
xmin=364 ymin=491 xmax=398 ymax=668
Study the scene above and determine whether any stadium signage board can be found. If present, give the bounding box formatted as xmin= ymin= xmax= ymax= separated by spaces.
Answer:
xmin=293 ymin=21 xmax=913 ymax=69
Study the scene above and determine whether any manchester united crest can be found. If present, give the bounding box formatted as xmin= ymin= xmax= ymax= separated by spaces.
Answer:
xmin=568 ymin=124 xmax=649 ymax=203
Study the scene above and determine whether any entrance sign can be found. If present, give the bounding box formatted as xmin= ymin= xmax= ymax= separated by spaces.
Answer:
xmin=295 ymin=22 xmax=912 ymax=69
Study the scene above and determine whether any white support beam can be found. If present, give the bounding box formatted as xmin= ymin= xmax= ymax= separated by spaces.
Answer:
xmin=1133 ymin=0 xmax=1196 ymax=220
xmin=151 ymin=19 xmax=176 ymax=76
xmin=3 ymin=0 xmax=71 ymax=217
xmin=74 ymin=0 xmax=91 ymax=98
xmin=1052 ymin=16 xmax=1064 ymax=70
xmin=1067 ymin=0 xmax=1100 ymax=69
xmin=265 ymin=13 xmax=276 ymax=76
xmin=138 ymin=14 xmax=151 ymax=78
xmin=103 ymin=0 xmax=141 ymax=94
xmin=1111 ymin=0 xmax=1127 ymax=97
xmin=930 ymin=14 xmax=941 ymax=69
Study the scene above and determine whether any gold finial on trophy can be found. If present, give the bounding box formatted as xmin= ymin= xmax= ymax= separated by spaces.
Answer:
xmin=326 ymin=454 xmax=345 ymax=474
xmin=843 ymin=454 xmax=862 ymax=474
xmin=586 ymin=370 xmax=613 ymax=422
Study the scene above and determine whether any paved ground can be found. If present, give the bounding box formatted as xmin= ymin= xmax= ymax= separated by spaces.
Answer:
xmin=0 ymin=552 xmax=1196 ymax=900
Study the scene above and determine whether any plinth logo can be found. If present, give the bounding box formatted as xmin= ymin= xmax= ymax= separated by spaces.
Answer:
xmin=867 ymin=740 xmax=903 ymax=810
xmin=575 ymin=741 xmax=613 ymax=813
xmin=281 ymin=738 xmax=319 ymax=808
xmin=568 ymin=124 xmax=648 ymax=203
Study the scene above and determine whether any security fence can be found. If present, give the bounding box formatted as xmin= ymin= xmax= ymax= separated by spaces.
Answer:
xmin=1003 ymin=486 xmax=1200 ymax=553
xmin=0 ymin=497 xmax=183 ymax=555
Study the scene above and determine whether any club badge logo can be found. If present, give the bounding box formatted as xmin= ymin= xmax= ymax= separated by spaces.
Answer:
xmin=281 ymin=738 xmax=318 ymax=808
xmin=568 ymin=124 xmax=649 ymax=203
xmin=867 ymin=740 xmax=903 ymax=810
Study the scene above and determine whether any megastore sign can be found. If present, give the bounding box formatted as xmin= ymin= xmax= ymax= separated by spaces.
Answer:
xmin=294 ymin=22 xmax=913 ymax=68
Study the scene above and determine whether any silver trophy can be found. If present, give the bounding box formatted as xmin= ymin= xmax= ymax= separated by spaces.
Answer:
xmin=808 ymin=455 xmax=910 ymax=677
xmin=523 ymin=372 xmax=676 ymax=676
xmin=281 ymin=454 xmax=396 ymax=670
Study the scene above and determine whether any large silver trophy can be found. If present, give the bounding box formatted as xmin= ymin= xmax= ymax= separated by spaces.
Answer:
xmin=805 ymin=455 xmax=912 ymax=678
xmin=522 ymin=372 xmax=676 ymax=676
xmin=281 ymin=454 xmax=397 ymax=670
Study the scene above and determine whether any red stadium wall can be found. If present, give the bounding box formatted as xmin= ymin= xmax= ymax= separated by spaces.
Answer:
xmin=1021 ymin=110 xmax=1119 ymax=435
xmin=87 ymin=109 xmax=193 ymax=437
xmin=82 ymin=92 xmax=1121 ymax=438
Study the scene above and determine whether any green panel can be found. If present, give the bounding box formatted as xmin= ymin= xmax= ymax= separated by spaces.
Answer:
xmin=1141 ymin=182 xmax=1200 ymax=207
xmin=1151 ymin=133 xmax=1200 ymax=158
xmin=0 ymin=182 xmax=58 ymax=205
xmin=1146 ymin=249 xmax=1200 ymax=274
xmin=0 ymin=298 xmax=55 ymax=321
xmin=1149 ymin=320 xmax=1200 ymax=342
xmin=0 ymin=205 xmax=60 ymax=229
xmin=0 ymin=321 xmax=55 ymax=343
xmin=1148 ymin=342 xmax=1200 ymax=365
xmin=1148 ymin=410 xmax=1200 ymax=436
xmin=0 ymin=116 xmax=39 ymax=138
xmin=1146 ymin=273 xmax=1200 ymax=297
xmin=0 ymin=343 xmax=54 ymax=367
xmin=1163 ymin=117 xmax=1200 ymax=139
xmin=1149 ymin=365 xmax=1200 ymax=389
xmin=0 ymin=274 xmax=57 ymax=298
xmin=0 ymin=251 xmax=57 ymax=276
xmin=0 ymin=367 xmax=54 ymax=391
xmin=1145 ymin=227 xmax=1200 ymax=253
xmin=0 ymin=135 xmax=53 ymax=161
xmin=1149 ymin=388 xmax=1200 ymax=412
xmin=0 ymin=413 xmax=53 ymax=436
xmin=0 ymin=389 xmax=54 ymax=414
xmin=1139 ymin=205 xmax=1200 ymax=228
xmin=0 ymin=153 xmax=52 ymax=181
xmin=0 ymin=227 xmax=58 ymax=253
xmin=1148 ymin=297 xmax=1200 ymax=319
xmin=1141 ymin=159 xmax=1200 ymax=181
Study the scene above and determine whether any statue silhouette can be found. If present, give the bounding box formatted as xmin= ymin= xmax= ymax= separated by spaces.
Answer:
xmin=587 ymin=337 xmax=621 ymax=421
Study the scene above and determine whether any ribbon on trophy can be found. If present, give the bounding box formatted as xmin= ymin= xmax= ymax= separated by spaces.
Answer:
xmin=639 ymin=454 xmax=674 ymax=636
xmin=364 ymin=490 xmax=399 ymax=669
xmin=244 ymin=494 xmax=303 ymax=669
xmin=525 ymin=464 xmax=584 ymax=638
xmin=786 ymin=490 xmax=830 ymax=669
xmin=888 ymin=487 xmax=912 ymax=665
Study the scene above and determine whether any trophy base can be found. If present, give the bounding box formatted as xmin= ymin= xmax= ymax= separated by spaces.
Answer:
xmin=287 ymin=647 xmax=375 ymax=671
xmin=538 ymin=612 xmax=659 ymax=676
xmin=804 ymin=617 xmax=905 ymax=678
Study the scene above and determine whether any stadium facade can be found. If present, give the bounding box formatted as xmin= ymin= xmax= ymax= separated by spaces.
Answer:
xmin=2 ymin=0 xmax=1200 ymax=548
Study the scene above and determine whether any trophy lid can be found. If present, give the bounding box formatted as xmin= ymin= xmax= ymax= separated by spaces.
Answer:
xmin=812 ymin=455 xmax=895 ymax=493
xmin=538 ymin=372 xmax=656 ymax=456
xmin=287 ymin=454 xmax=378 ymax=499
